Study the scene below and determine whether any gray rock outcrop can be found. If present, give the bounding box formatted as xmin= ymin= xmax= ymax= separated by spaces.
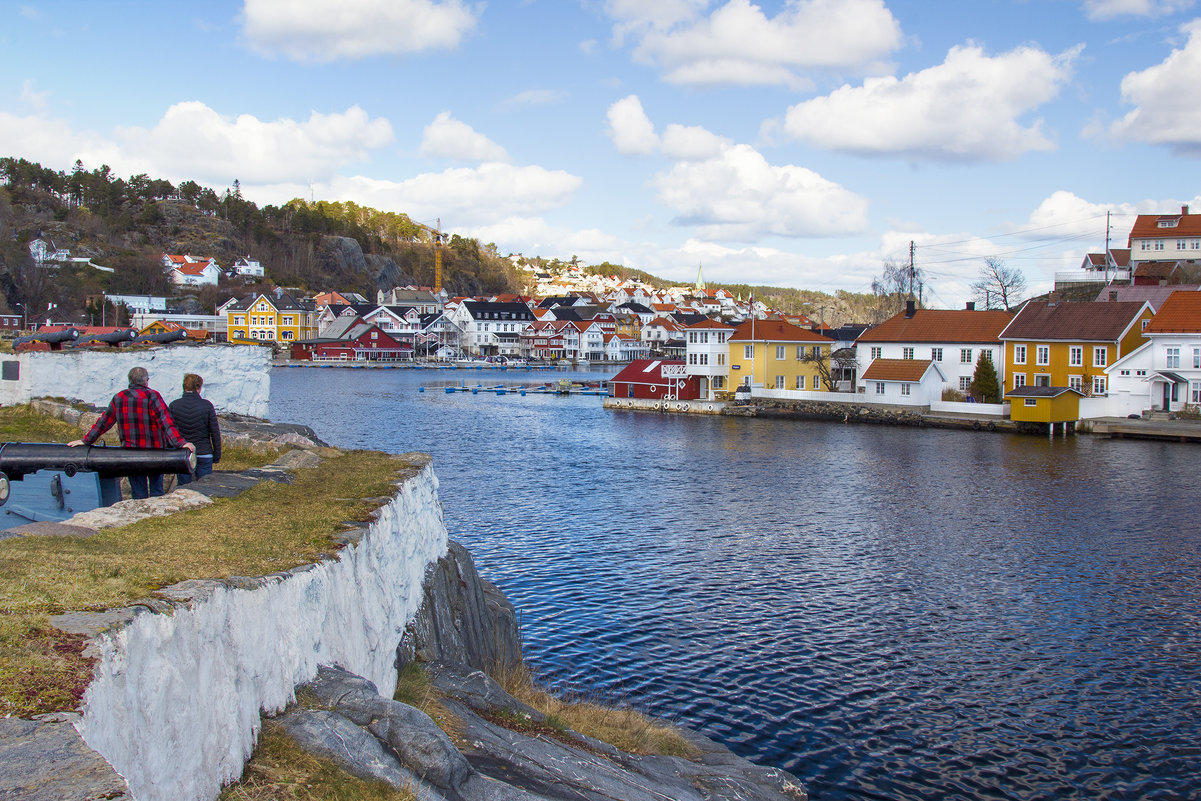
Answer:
xmin=282 ymin=662 xmax=806 ymax=801
xmin=273 ymin=542 xmax=807 ymax=801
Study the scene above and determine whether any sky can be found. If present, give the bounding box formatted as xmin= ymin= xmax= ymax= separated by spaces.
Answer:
xmin=2 ymin=0 xmax=1200 ymax=308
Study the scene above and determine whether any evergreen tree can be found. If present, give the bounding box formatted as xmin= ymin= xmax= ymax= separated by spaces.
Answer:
xmin=970 ymin=353 xmax=1001 ymax=403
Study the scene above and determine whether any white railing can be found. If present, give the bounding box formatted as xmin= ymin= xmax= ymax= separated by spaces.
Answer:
xmin=1053 ymin=270 xmax=1131 ymax=284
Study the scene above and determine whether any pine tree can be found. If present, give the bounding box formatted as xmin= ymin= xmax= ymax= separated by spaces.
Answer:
xmin=970 ymin=353 xmax=1001 ymax=403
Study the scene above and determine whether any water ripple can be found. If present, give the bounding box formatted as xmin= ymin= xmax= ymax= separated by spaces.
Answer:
xmin=273 ymin=368 xmax=1201 ymax=801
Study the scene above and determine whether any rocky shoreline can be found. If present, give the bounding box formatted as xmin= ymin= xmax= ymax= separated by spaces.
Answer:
xmin=0 ymin=407 xmax=808 ymax=801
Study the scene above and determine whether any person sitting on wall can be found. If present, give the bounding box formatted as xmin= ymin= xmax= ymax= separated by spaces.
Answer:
xmin=168 ymin=373 xmax=221 ymax=485
xmin=68 ymin=366 xmax=195 ymax=499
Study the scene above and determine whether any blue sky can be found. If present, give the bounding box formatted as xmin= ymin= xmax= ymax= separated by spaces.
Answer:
xmin=2 ymin=1 xmax=1199 ymax=307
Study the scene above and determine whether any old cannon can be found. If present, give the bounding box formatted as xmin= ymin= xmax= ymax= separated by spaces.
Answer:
xmin=77 ymin=328 xmax=137 ymax=346
xmin=14 ymin=328 xmax=79 ymax=350
xmin=133 ymin=329 xmax=188 ymax=345
xmin=0 ymin=442 xmax=196 ymax=528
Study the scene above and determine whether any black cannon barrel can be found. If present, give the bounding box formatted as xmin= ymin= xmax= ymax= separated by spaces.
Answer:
xmin=14 ymin=328 xmax=79 ymax=346
xmin=78 ymin=328 xmax=136 ymax=345
xmin=0 ymin=442 xmax=196 ymax=480
xmin=133 ymin=329 xmax=187 ymax=344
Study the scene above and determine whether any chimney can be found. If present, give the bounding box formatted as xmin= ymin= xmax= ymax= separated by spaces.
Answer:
xmin=1184 ymin=205 xmax=1190 ymax=216
xmin=1109 ymin=290 xmax=1119 ymax=302
xmin=905 ymin=300 xmax=916 ymax=318
xmin=965 ymin=301 xmax=975 ymax=311
xmin=1047 ymin=291 xmax=1061 ymax=306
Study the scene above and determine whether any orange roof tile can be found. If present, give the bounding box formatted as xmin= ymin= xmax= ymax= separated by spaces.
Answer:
xmin=1127 ymin=207 xmax=1201 ymax=244
xmin=729 ymin=319 xmax=833 ymax=343
xmin=1144 ymin=291 xmax=1201 ymax=333
xmin=857 ymin=309 xmax=1013 ymax=344
xmin=862 ymin=358 xmax=936 ymax=382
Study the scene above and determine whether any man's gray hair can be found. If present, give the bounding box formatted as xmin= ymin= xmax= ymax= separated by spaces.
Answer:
xmin=128 ymin=367 xmax=149 ymax=387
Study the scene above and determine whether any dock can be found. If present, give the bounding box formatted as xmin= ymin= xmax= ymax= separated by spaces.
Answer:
xmin=1086 ymin=416 xmax=1201 ymax=442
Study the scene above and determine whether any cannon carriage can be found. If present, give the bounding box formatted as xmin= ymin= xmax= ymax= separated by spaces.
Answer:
xmin=0 ymin=442 xmax=195 ymax=528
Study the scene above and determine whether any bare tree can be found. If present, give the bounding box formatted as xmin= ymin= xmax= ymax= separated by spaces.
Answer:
xmin=871 ymin=259 xmax=926 ymax=322
xmin=799 ymin=346 xmax=858 ymax=391
xmin=972 ymin=257 xmax=1027 ymax=311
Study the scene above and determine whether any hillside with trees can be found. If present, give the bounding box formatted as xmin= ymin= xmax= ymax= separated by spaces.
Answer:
xmin=0 ymin=157 xmax=522 ymax=320
xmin=2 ymin=156 xmax=908 ymax=327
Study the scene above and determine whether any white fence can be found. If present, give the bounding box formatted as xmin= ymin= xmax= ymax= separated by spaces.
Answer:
xmin=753 ymin=388 xmax=862 ymax=403
xmin=929 ymin=400 xmax=1008 ymax=416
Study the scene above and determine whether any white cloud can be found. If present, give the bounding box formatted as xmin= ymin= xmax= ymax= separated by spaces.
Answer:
xmin=651 ymin=143 xmax=869 ymax=240
xmin=1082 ymin=0 xmax=1194 ymax=20
xmin=1024 ymin=190 xmax=1201 ymax=238
xmin=324 ymin=163 xmax=582 ymax=226
xmin=660 ymin=123 xmax=731 ymax=160
xmin=605 ymin=95 xmax=659 ymax=155
xmin=781 ymin=43 xmax=1080 ymax=161
xmin=1109 ymin=20 xmax=1201 ymax=155
xmin=116 ymin=102 xmax=394 ymax=185
xmin=241 ymin=0 xmax=479 ymax=61
xmin=420 ymin=111 xmax=510 ymax=163
xmin=0 ymin=112 xmax=120 ymax=169
xmin=609 ymin=0 xmax=901 ymax=87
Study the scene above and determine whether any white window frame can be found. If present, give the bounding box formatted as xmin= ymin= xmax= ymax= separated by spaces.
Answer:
xmin=1014 ymin=345 xmax=1026 ymax=365
xmin=901 ymin=383 xmax=911 ymax=396
xmin=875 ymin=382 xmax=885 ymax=395
xmin=1094 ymin=347 xmax=1108 ymax=368
xmin=744 ymin=344 xmax=753 ymax=359
xmin=776 ymin=345 xmax=785 ymax=360
xmin=796 ymin=375 xmax=805 ymax=390
xmin=870 ymin=346 xmax=882 ymax=360
xmin=902 ymin=347 xmax=914 ymax=360
xmin=1036 ymin=346 xmax=1050 ymax=366
xmin=931 ymin=347 xmax=943 ymax=361
xmin=961 ymin=348 xmax=973 ymax=364
xmin=1069 ymin=346 xmax=1082 ymax=367
xmin=1013 ymin=373 xmax=1026 ymax=389
xmin=1093 ymin=376 xmax=1107 ymax=395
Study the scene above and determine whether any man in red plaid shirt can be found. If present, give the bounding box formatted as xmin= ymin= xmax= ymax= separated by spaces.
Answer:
xmin=69 ymin=366 xmax=195 ymax=499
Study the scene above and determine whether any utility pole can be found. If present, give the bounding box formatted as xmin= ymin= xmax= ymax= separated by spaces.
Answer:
xmin=1104 ymin=210 xmax=1111 ymax=284
xmin=908 ymin=240 xmax=917 ymax=301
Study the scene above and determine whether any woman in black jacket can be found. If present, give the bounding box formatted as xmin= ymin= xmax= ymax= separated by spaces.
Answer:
xmin=168 ymin=373 xmax=221 ymax=484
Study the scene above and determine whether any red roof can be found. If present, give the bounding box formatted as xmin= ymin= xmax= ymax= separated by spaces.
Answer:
xmin=1144 ymin=291 xmax=1201 ymax=334
xmin=729 ymin=319 xmax=833 ymax=343
xmin=857 ymin=309 xmax=1013 ymax=344
xmin=686 ymin=318 xmax=734 ymax=330
xmin=862 ymin=358 xmax=936 ymax=382
xmin=1128 ymin=207 xmax=1201 ymax=245
xmin=611 ymin=359 xmax=685 ymax=384
xmin=1000 ymin=301 xmax=1148 ymax=342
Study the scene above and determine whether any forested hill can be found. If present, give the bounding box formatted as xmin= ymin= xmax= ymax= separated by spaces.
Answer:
xmin=0 ymin=157 xmax=522 ymax=318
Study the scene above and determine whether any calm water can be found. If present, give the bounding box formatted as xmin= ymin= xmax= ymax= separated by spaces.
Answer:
xmin=271 ymin=367 xmax=1201 ymax=801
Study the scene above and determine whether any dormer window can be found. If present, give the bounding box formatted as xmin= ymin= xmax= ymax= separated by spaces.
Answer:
xmin=1158 ymin=218 xmax=1180 ymax=228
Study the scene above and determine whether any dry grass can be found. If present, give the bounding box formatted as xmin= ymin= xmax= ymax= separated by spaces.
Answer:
xmin=217 ymin=441 xmax=294 ymax=472
xmin=217 ymin=722 xmax=416 ymax=801
xmin=0 ymin=449 xmax=412 ymax=717
xmin=492 ymin=662 xmax=698 ymax=759
xmin=391 ymin=662 xmax=464 ymax=747
xmin=0 ymin=404 xmax=83 ymax=442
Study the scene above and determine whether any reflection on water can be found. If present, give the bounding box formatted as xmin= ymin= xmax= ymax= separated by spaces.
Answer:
xmin=272 ymin=368 xmax=1201 ymax=801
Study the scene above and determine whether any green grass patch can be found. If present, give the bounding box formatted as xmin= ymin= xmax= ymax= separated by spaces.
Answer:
xmin=0 ymin=450 xmax=413 ymax=718
xmin=218 ymin=722 xmax=415 ymax=801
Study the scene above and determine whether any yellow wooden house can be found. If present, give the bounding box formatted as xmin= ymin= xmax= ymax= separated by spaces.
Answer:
xmin=1006 ymin=385 xmax=1083 ymax=424
xmin=728 ymin=318 xmax=835 ymax=391
xmin=224 ymin=292 xmax=317 ymax=345
xmin=998 ymin=299 xmax=1153 ymax=396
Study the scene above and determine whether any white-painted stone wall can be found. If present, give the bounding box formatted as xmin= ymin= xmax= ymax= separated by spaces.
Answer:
xmin=75 ymin=463 xmax=449 ymax=801
xmin=0 ymin=345 xmax=270 ymax=418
